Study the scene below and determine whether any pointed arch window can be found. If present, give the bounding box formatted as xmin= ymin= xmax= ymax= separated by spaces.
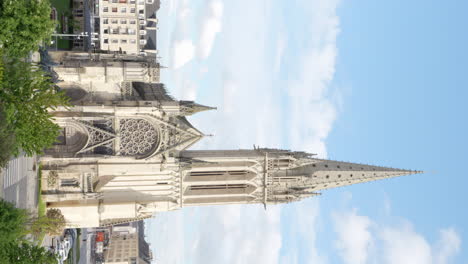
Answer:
xmin=185 ymin=184 xmax=255 ymax=195
xmin=190 ymin=170 xmax=248 ymax=176
xmin=187 ymin=170 xmax=256 ymax=182
xmin=190 ymin=184 xmax=248 ymax=190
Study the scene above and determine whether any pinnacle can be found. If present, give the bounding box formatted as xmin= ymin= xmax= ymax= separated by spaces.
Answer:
xmin=180 ymin=101 xmax=217 ymax=115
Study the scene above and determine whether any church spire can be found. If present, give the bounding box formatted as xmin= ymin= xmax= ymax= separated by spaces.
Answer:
xmin=179 ymin=101 xmax=217 ymax=115
xmin=266 ymin=158 xmax=422 ymax=205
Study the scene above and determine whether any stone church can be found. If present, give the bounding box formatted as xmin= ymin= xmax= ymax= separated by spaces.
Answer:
xmin=41 ymin=52 xmax=420 ymax=228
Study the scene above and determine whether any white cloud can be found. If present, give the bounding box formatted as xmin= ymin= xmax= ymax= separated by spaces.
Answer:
xmin=286 ymin=0 xmax=341 ymax=157
xmin=333 ymin=209 xmax=373 ymax=264
xmin=273 ymin=33 xmax=286 ymax=73
xmin=172 ymin=39 xmax=195 ymax=69
xmin=294 ymin=200 xmax=327 ymax=264
xmin=434 ymin=228 xmax=461 ymax=264
xmin=197 ymin=0 xmax=223 ymax=59
xmin=380 ymin=225 xmax=433 ymax=264
xmin=182 ymin=205 xmax=282 ymax=264
xmin=149 ymin=1 xmax=343 ymax=263
xmin=333 ymin=206 xmax=462 ymax=264
xmin=145 ymin=210 xmax=185 ymax=264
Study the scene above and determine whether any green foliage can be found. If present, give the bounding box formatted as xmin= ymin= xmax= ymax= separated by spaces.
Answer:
xmin=0 ymin=50 xmax=15 ymax=168
xmin=0 ymin=105 xmax=16 ymax=168
xmin=0 ymin=242 xmax=57 ymax=264
xmin=0 ymin=59 xmax=70 ymax=156
xmin=0 ymin=0 xmax=56 ymax=58
xmin=0 ymin=200 xmax=59 ymax=263
xmin=0 ymin=199 xmax=29 ymax=246
xmin=31 ymin=208 xmax=66 ymax=236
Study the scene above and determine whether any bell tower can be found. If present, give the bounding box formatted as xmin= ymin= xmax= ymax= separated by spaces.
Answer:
xmin=177 ymin=149 xmax=420 ymax=209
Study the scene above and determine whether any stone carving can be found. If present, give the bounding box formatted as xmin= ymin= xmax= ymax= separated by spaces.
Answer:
xmin=119 ymin=119 xmax=159 ymax=156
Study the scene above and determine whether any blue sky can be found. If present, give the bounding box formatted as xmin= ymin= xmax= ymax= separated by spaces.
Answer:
xmin=146 ymin=0 xmax=467 ymax=263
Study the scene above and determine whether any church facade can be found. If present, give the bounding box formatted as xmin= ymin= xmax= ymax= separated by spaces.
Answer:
xmin=41 ymin=52 xmax=420 ymax=228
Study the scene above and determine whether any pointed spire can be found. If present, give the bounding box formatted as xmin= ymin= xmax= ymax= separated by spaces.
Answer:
xmin=179 ymin=101 xmax=217 ymax=115
xmin=267 ymin=159 xmax=423 ymax=202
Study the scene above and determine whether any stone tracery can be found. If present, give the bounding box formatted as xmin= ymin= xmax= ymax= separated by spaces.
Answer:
xmin=119 ymin=119 xmax=159 ymax=156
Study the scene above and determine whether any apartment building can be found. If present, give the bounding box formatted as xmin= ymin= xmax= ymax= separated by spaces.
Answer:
xmin=104 ymin=221 xmax=153 ymax=264
xmin=97 ymin=0 xmax=159 ymax=55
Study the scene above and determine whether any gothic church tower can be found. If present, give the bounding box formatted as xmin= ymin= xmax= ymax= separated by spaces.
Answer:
xmin=40 ymin=52 xmax=420 ymax=228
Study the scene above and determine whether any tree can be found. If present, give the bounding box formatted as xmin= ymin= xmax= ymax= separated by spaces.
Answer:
xmin=0 ymin=97 xmax=16 ymax=168
xmin=0 ymin=59 xmax=70 ymax=156
xmin=0 ymin=0 xmax=55 ymax=58
xmin=0 ymin=50 xmax=15 ymax=168
xmin=0 ymin=199 xmax=29 ymax=246
xmin=30 ymin=208 xmax=66 ymax=236
xmin=0 ymin=242 xmax=57 ymax=264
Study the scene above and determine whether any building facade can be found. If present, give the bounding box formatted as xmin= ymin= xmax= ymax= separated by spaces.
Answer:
xmin=96 ymin=0 xmax=159 ymax=55
xmin=40 ymin=51 xmax=421 ymax=228
xmin=104 ymin=221 xmax=152 ymax=264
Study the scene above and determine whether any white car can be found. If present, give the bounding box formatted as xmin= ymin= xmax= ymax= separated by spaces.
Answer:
xmin=54 ymin=245 xmax=66 ymax=264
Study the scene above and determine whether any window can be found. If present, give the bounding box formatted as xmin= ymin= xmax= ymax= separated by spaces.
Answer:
xmin=111 ymin=19 xmax=118 ymax=24
xmin=121 ymin=39 xmax=127 ymax=44
xmin=190 ymin=184 xmax=248 ymax=190
xmin=103 ymin=19 xmax=109 ymax=24
xmin=128 ymin=29 xmax=136 ymax=35
xmin=120 ymin=19 xmax=127 ymax=24
xmin=130 ymin=0 xmax=135 ymax=3
xmin=112 ymin=39 xmax=118 ymax=43
xmin=103 ymin=38 xmax=109 ymax=43
xmin=103 ymin=7 xmax=108 ymax=12
xmin=130 ymin=20 xmax=136 ymax=24
xmin=190 ymin=171 xmax=248 ymax=176
xmin=112 ymin=28 xmax=119 ymax=34
xmin=139 ymin=9 xmax=144 ymax=14
xmin=130 ymin=39 xmax=136 ymax=44
xmin=130 ymin=8 xmax=136 ymax=13
xmin=120 ymin=0 xmax=127 ymax=2
xmin=61 ymin=178 xmax=79 ymax=187
xmin=112 ymin=7 xmax=118 ymax=12
xmin=103 ymin=29 xmax=109 ymax=34
xmin=326 ymin=175 xmax=329 ymax=179
xmin=121 ymin=7 xmax=126 ymax=13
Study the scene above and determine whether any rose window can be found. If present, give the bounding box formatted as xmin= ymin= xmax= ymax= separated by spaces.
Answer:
xmin=119 ymin=119 xmax=159 ymax=156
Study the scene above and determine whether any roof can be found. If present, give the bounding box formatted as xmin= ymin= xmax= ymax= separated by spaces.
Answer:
xmin=132 ymin=82 xmax=174 ymax=101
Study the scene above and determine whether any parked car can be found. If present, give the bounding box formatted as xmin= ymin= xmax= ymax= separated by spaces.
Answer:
xmin=54 ymin=244 xmax=66 ymax=264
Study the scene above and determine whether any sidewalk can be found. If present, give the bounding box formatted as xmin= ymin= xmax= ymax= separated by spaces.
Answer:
xmin=0 ymin=153 xmax=39 ymax=216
